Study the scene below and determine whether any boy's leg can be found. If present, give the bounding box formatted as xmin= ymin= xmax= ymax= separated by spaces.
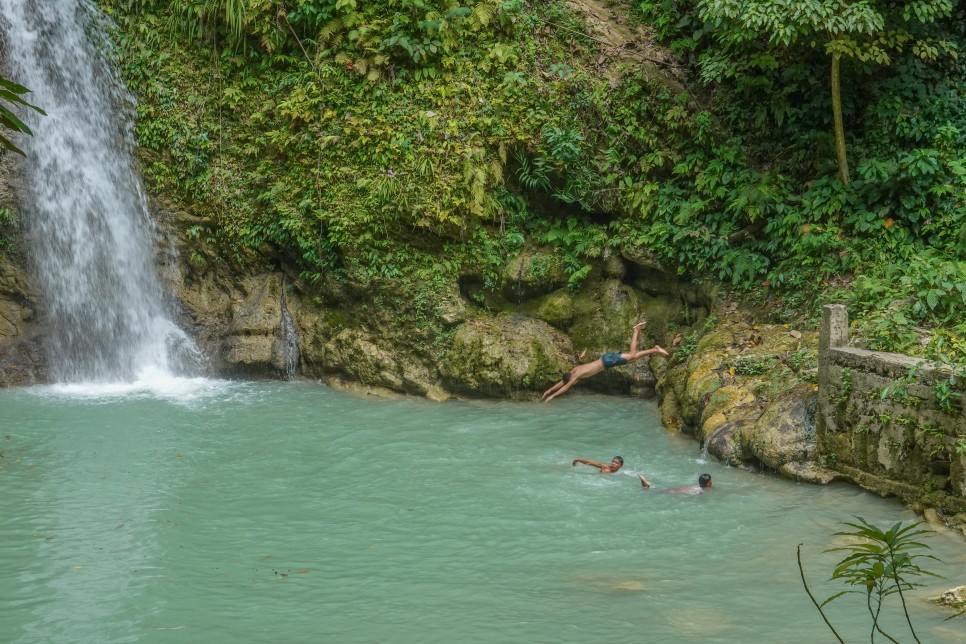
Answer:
xmin=627 ymin=345 xmax=668 ymax=361
xmin=628 ymin=321 xmax=646 ymax=354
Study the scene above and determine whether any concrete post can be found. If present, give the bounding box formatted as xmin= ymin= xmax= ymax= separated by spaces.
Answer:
xmin=817 ymin=304 xmax=848 ymax=441
xmin=820 ymin=304 xmax=849 ymax=354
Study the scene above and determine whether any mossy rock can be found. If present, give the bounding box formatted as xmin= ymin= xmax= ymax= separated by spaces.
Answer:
xmin=747 ymin=364 xmax=801 ymax=400
xmin=682 ymin=354 xmax=725 ymax=424
xmin=499 ymin=245 xmax=568 ymax=302
xmin=779 ymin=462 xmax=841 ymax=484
xmin=565 ymin=279 xmax=648 ymax=352
xmin=440 ymin=313 xmax=572 ymax=398
xmin=695 ymin=327 xmax=736 ymax=354
xmin=657 ymin=361 xmax=690 ymax=403
xmin=747 ymin=384 xmax=817 ymax=470
xmin=640 ymin=294 xmax=682 ymax=346
xmin=705 ymin=417 xmax=756 ymax=465
xmin=323 ymin=328 xmax=405 ymax=390
xmin=660 ymin=389 xmax=684 ymax=433
xmin=755 ymin=323 xmax=815 ymax=352
xmin=700 ymin=384 xmax=759 ymax=441
xmin=523 ymin=288 xmax=575 ymax=329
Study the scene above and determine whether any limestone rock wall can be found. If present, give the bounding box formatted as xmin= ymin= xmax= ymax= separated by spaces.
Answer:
xmin=152 ymin=200 xmax=706 ymax=400
xmin=0 ymin=156 xmax=45 ymax=385
xmin=0 ymin=249 xmax=44 ymax=386
xmin=817 ymin=304 xmax=966 ymax=519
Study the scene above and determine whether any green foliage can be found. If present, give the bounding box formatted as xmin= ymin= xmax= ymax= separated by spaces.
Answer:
xmin=930 ymin=356 xmax=966 ymax=416
xmin=168 ymin=0 xmax=248 ymax=47
xmin=835 ymin=367 xmax=853 ymax=406
xmin=732 ymin=355 xmax=771 ymax=376
xmin=696 ymin=0 xmax=956 ymax=184
xmin=0 ymin=74 xmax=46 ymax=156
xmin=798 ymin=518 xmax=943 ymax=643
xmin=104 ymin=0 xmax=578 ymax=283
xmin=787 ymin=347 xmax=815 ymax=373
xmin=625 ymin=0 xmax=965 ymax=339
xmin=674 ymin=331 xmax=699 ymax=363
xmin=102 ymin=0 xmax=966 ymax=372
xmin=848 ymin=251 xmax=966 ymax=360
xmin=0 ymin=206 xmax=15 ymax=250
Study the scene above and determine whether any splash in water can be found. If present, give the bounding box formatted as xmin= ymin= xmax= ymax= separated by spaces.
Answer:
xmin=0 ymin=0 xmax=202 ymax=382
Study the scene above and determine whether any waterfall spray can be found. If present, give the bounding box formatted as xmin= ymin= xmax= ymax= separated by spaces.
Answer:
xmin=0 ymin=0 xmax=201 ymax=382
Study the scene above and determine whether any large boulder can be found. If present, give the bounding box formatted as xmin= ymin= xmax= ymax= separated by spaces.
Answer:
xmin=321 ymin=327 xmax=447 ymax=399
xmin=440 ymin=313 xmax=572 ymax=398
xmin=499 ymin=245 xmax=568 ymax=302
xmin=705 ymin=417 xmax=756 ymax=465
xmin=655 ymin=309 xmax=821 ymax=476
xmin=747 ymin=384 xmax=818 ymax=470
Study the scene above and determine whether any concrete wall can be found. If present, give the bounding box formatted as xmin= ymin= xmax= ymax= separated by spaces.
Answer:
xmin=817 ymin=304 xmax=966 ymax=513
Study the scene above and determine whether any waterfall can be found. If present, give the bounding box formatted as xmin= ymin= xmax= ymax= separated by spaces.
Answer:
xmin=0 ymin=0 xmax=201 ymax=382
xmin=276 ymin=287 xmax=301 ymax=380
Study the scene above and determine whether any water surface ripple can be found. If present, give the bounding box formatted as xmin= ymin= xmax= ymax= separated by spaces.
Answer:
xmin=1 ymin=382 xmax=964 ymax=643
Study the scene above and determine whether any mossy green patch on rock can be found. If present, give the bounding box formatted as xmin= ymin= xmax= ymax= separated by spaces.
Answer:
xmin=500 ymin=246 xmax=568 ymax=302
xmin=700 ymin=384 xmax=759 ymax=441
xmin=660 ymin=389 xmax=684 ymax=433
xmin=440 ymin=313 xmax=572 ymax=398
xmin=748 ymin=384 xmax=817 ymax=470
xmin=565 ymin=279 xmax=648 ymax=352
xmin=683 ymin=357 xmax=725 ymax=423
xmin=695 ymin=327 xmax=736 ymax=355
xmin=657 ymin=362 xmax=690 ymax=404
xmin=523 ymin=288 xmax=575 ymax=329
xmin=638 ymin=294 xmax=684 ymax=346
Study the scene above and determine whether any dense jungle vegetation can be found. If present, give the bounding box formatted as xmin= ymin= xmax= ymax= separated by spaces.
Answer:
xmin=99 ymin=0 xmax=965 ymax=366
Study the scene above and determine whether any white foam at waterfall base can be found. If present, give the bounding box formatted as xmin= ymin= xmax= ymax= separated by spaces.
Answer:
xmin=38 ymin=372 xmax=236 ymax=405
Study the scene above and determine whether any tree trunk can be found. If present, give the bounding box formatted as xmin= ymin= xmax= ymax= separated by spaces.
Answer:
xmin=831 ymin=53 xmax=850 ymax=186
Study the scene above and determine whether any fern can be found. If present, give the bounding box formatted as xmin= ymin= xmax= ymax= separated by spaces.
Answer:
xmin=513 ymin=151 xmax=550 ymax=191
xmin=169 ymin=0 xmax=248 ymax=47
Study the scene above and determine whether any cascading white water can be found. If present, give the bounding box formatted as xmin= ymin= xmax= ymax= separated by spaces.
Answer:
xmin=278 ymin=292 xmax=301 ymax=380
xmin=1 ymin=0 xmax=201 ymax=382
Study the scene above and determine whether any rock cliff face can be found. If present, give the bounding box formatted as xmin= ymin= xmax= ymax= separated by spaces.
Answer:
xmin=0 ymin=248 xmax=45 ymax=386
xmin=152 ymin=197 xmax=709 ymax=402
xmin=0 ymin=157 xmax=45 ymax=386
xmin=656 ymin=314 xmax=833 ymax=482
xmin=149 ymin=202 xmax=836 ymax=483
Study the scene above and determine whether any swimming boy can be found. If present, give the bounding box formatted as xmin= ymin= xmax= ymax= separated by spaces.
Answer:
xmin=572 ymin=456 xmax=624 ymax=474
xmin=639 ymin=473 xmax=713 ymax=494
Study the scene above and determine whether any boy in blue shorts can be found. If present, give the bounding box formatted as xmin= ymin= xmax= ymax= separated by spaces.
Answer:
xmin=541 ymin=322 xmax=668 ymax=403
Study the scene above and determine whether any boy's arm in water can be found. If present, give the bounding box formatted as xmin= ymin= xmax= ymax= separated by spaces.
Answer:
xmin=572 ymin=458 xmax=607 ymax=470
xmin=572 ymin=456 xmax=623 ymax=473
